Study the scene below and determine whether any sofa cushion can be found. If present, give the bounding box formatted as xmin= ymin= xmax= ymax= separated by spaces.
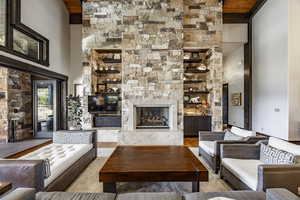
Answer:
xmin=266 ymin=188 xmax=300 ymax=200
xmin=1 ymin=188 xmax=36 ymax=200
xmin=222 ymin=158 xmax=264 ymax=190
xmin=200 ymin=141 xmax=216 ymax=156
xmin=269 ymin=137 xmax=300 ymax=163
xmin=20 ymin=143 xmax=93 ymax=186
xmin=53 ymin=131 xmax=94 ymax=144
xmin=224 ymin=130 xmax=243 ymax=141
xmin=36 ymin=192 xmax=115 ymax=200
xmin=231 ymin=127 xmax=255 ymax=138
xmin=260 ymin=143 xmax=296 ymax=164
xmin=116 ymin=192 xmax=181 ymax=200
xmin=184 ymin=191 xmax=265 ymax=200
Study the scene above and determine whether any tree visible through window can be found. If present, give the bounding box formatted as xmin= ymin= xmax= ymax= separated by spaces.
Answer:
xmin=37 ymin=88 xmax=53 ymax=122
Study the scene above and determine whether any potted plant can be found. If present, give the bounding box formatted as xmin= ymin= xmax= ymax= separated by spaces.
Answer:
xmin=67 ymin=95 xmax=83 ymax=130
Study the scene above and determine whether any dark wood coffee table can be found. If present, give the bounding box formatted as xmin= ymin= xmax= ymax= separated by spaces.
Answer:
xmin=99 ymin=146 xmax=208 ymax=193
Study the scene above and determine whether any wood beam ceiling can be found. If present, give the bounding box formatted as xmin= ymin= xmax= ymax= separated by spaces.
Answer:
xmin=63 ymin=0 xmax=81 ymax=14
xmin=64 ymin=0 xmax=257 ymax=15
xmin=64 ymin=0 xmax=258 ymax=24
xmin=223 ymin=0 xmax=257 ymax=14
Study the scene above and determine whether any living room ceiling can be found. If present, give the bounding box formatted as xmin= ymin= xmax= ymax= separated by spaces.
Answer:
xmin=63 ymin=0 xmax=257 ymax=15
xmin=223 ymin=0 xmax=257 ymax=13
xmin=63 ymin=0 xmax=81 ymax=14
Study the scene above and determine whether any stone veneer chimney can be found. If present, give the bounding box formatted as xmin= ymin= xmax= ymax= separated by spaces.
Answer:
xmin=82 ymin=0 xmax=223 ymax=144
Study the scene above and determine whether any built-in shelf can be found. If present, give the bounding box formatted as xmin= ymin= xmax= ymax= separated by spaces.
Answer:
xmin=183 ymin=48 xmax=210 ymax=53
xmin=184 ymin=69 xmax=209 ymax=73
xmin=98 ymin=81 xmax=122 ymax=84
xmin=95 ymin=69 xmax=121 ymax=74
xmin=95 ymin=49 xmax=122 ymax=54
xmin=184 ymin=102 xmax=204 ymax=105
xmin=184 ymin=59 xmax=203 ymax=63
xmin=184 ymin=80 xmax=204 ymax=84
xmin=184 ymin=91 xmax=210 ymax=94
xmin=102 ymin=59 xmax=122 ymax=63
xmin=95 ymin=91 xmax=120 ymax=96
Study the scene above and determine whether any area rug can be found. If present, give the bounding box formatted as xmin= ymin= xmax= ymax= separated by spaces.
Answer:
xmin=117 ymin=182 xmax=192 ymax=195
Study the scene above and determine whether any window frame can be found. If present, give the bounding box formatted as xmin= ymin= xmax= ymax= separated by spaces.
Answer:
xmin=0 ymin=0 xmax=49 ymax=66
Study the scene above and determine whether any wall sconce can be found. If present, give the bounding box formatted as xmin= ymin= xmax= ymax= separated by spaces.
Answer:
xmin=0 ymin=92 xmax=5 ymax=99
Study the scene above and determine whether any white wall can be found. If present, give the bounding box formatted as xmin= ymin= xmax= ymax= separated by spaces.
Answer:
xmin=223 ymin=24 xmax=248 ymax=44
xmin=0 ymin=0 xmax=70 ymax=76
xmin=252 ymin=0 xmax=289 ymax=140
xmin=288 ymin=0 xmax=300 ymax=141
xmin=224 ymin=45 xmax=245 ymax=128
xmin=69 ymin=25 xmax=83 ymax=94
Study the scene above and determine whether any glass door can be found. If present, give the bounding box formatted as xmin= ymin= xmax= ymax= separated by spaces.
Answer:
xmin=33 ymin=80 xmax=57 ymax=137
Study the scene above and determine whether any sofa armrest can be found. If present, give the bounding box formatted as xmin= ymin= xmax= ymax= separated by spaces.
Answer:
xmin=244 ymin=136 xmax=267 ymax=144
xmin=258 ymin=164 xmax=300 ymax=195
xmin=1 ymin=188 xmax=36 ymax=200
xmin=215 ymin=140 xmax=250 ymax=157
xmin=221 ymin=144 xmax=260 ymax=159
xmin=0 ymin=160 xmax=45 ymax=191
xmin=266 ymin=188 xmax=300 ymax=200
xmin=199 ymin=131 xmax=225 ymax=141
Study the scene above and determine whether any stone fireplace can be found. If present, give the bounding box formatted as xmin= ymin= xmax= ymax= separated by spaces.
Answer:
xmin=82 ymin=0 xmax=223 ymax=146
xmin=120 ymin=99 xmax=182 ymax=145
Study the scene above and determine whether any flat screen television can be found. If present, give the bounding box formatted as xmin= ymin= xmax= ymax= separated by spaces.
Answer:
xmin=88 ymin=96 xmax=118 ymax=113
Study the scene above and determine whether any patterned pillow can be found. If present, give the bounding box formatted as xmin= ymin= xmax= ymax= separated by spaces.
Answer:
xmin=260 ymin=143 xmax=296 ymax=164
xmin=224 ymin=130 xmax=243 ymax=141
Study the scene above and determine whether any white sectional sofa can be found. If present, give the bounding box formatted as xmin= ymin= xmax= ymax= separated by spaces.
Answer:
xmin=0 ymin=131 xmax=97 ymax=192
xmin=20 ymin=143 xmax=93 ymax=187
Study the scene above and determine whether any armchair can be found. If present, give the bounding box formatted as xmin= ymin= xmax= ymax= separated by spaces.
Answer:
xmin=220 ymin=138 xmax=300 ymax=195
xmin=199 ymin=128 xmax=265 ymax=174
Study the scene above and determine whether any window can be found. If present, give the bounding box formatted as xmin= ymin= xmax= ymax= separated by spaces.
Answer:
xmin=0 ymin=0 xmax=49 ymax=66
xmin=0 ymin=0 xmax=6 ymax=46
xmin=13 ymin=29 xmax=40 ymax=60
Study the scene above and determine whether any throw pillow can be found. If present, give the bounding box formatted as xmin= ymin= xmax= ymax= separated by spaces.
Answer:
xmin=53 ymin=131 xmax=93 ymax=144
xmin=260 ymin=143 xmax=296 ymax=165
xmin=224 ymin=130 xmax=243 ymax=141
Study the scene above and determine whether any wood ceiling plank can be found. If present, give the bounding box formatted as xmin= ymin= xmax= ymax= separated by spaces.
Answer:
xmin=63 ymin=0 xmax=258 ymax=17
xmin=224 ymin=0 xmax=257 ymax=13
xmin=63 ymin=0 xmax=81 ymax=14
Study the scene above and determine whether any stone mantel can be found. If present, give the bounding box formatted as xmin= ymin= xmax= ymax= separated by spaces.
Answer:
xmin=119 ymin=130 xmax=183 ymax=146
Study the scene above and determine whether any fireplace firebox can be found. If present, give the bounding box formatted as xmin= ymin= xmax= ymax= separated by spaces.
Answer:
xmin=136 ymin=107 xmax=169 ymax=129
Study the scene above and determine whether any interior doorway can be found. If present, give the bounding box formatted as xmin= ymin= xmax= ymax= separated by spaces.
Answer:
xmin=222 ymin=83 xmax=229 ymax=128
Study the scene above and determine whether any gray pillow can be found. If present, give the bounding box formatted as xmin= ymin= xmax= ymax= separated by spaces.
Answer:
xmin=260 ymin=143 xmax=296 ymax=164
xmin=53 ymin=131 xmax=93 ymax=144
xmin=224 ymin=130 xmax=243 ymax=141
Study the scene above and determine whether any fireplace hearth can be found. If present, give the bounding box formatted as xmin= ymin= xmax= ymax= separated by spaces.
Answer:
xmin=136 ymin=107 xmax=169 ymax=129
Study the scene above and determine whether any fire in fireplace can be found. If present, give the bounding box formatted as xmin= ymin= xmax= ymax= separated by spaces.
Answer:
xmin=136 ymin=107 xmax=169 ymax=129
